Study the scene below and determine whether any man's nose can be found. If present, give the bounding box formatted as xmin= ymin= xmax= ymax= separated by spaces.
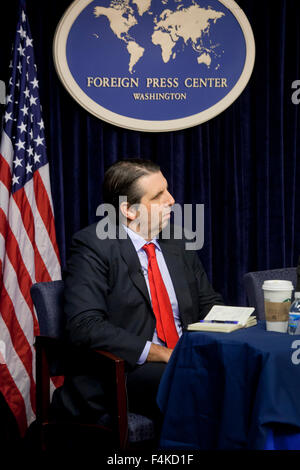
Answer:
xmin=166 ymin=191 xmax=175 ymax=206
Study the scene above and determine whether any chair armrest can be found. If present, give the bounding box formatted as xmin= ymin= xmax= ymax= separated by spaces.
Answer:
xmin=34 ymin=335 xmax=129 ymax=449
xmin=94 ymin=349 xmax=124 ymax=363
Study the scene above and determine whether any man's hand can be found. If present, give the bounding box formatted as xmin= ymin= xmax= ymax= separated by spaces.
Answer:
xmin=146 ymin=343 xmax=173 ymax=363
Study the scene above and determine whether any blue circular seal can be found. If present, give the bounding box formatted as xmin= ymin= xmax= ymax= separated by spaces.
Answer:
xmin=53 ymin=0 xmax=255 ymax=132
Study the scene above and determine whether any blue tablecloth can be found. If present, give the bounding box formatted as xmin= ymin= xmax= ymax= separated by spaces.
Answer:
xmin=157 ymin=322 xmax=300 ymax=450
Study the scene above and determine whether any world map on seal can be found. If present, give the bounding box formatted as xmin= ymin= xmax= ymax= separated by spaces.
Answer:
xmin=93 ymin=0 xmax=225 ymax=74
xmin=58 ymin=0 xmax=254 ymax=130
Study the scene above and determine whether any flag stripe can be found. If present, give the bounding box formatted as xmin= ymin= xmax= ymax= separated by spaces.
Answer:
xmin=0 ymin=209 xmax=39 ymax=334
xmin=3 ymin=253 xmax=36 ymax=346
xmin=0 ymin=317 xmax=35 ymax=434
xmin=0 ymin=153 xmax=12 ymax=191
xmin=1 ymin=191 xmax=36 ymax=281
xmin=34 ymin=170 xmax=61 ymax=265
xmin=38 ymin=164 xmax=55 ymax=213
xmin=2 ymin=182 xmax=53 ymax=287
xmin=0 ymin=361 xmax=28 ymax=436
xmin=0 ymin=181 xmax=10 ymax=215
xmin=0 ymin=283 xmax=36 ymax=415
xmin=0 ymin=207 xmax=9 ymax=267
xmin=24 ymin=176 xmax=60 ymax=279
xmin=13 ymin=187 xmax=52 ymax=282
xmin=0 ymin=130 xmax=14 ymax=167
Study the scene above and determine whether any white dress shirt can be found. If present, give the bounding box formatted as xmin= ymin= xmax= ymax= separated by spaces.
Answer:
xmin=123 ymin=225 xmax=182 ymax=364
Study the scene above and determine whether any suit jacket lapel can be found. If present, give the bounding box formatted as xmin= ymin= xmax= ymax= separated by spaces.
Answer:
xmin=118 ymin=228 xmax=152 ymax=308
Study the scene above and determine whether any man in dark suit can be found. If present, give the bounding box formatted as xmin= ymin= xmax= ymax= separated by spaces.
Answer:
xmin=51 ymin=159 xmax=223 ymax=428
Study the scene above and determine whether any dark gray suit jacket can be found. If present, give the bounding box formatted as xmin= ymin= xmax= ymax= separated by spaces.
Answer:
xmin=52 ymin=223 xmax=224 ymax=422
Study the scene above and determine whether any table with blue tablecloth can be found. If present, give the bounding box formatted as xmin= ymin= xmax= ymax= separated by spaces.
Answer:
xmin=157 ymin=322 xmax=300 ymax=450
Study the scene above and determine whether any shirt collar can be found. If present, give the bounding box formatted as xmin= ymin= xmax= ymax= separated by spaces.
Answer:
xmin=122 ymin=224 xmax=161 ymax=253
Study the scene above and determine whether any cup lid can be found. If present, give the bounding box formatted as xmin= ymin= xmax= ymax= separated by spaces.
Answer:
xmin=262 ymin=280 xmax=294 ymax=291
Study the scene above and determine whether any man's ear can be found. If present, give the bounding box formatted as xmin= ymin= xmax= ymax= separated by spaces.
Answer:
xmin=120 ymin=201 xmax=137 ymax=221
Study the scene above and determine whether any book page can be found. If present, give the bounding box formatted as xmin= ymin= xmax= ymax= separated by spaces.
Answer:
xmin=187 ymin=322 xmax=243 ymax=333
xmin=204 ymin=305 xmax=255 ymax=325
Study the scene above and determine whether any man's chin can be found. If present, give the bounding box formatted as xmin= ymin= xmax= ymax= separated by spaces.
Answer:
xmin=155 ymin=219 xmax=171 ymax=238
xmin=127 ymin=218 xmax=171 ymax=240
xmin=161 ymin=217 xmax=170 ymax=229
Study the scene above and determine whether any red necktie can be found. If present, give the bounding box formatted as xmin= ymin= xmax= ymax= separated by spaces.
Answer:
xmin=142 ymin=243 xmax=179 ymax=349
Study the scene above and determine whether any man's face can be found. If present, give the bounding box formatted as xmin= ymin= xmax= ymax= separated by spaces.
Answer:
xmin=131 ymin=171 xmax=175 ymax=240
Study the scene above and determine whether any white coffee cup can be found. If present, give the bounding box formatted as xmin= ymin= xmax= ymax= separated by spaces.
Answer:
xmin=262 ymin=280 xmax=293 ymax=332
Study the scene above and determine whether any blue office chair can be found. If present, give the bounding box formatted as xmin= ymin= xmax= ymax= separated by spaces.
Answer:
xmin=31 ymin=280 xmax=155 ymax=452
xmin=243 ymin=268 xmax=297 ymax=320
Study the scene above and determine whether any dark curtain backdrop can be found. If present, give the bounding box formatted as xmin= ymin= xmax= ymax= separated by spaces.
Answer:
xmin=1 ymin=0 xmax=300 ymax=307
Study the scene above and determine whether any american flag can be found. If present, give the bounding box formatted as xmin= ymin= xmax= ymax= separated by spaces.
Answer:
xmin=0 ymin=1 xmax=61 ymax=436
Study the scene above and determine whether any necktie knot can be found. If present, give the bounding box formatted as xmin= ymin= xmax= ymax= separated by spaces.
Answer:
xmin=142 ymin=242 xmax=156 ymax=260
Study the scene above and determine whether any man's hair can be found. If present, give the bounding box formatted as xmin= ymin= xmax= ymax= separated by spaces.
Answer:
xmin=102 ymin=159 xmax=160 ymax=210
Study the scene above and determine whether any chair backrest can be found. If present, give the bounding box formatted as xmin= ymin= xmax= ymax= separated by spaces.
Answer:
xmin=243 ymin=267 xmax=297 ymax=320
xmin=30 ymin=280 xmax=64 ymax=338
xmin=31 ymin=280 xmax=132 ymax=449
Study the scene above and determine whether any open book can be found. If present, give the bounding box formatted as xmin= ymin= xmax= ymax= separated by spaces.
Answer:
xmin=187 ymin=305 xmax=257 ymax=333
